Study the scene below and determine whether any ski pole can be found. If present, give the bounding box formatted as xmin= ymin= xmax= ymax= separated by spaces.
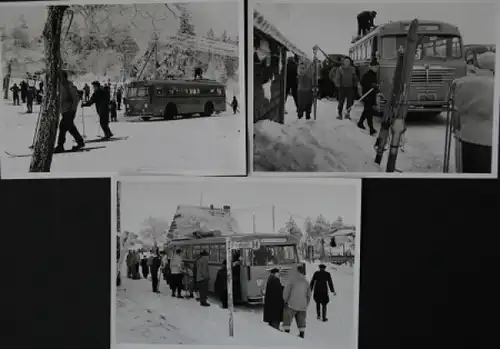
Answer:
xmin=344 ymin=87 xmax=375 ymax=117
xmin=81 ymin=106 xmax=87 ymax=139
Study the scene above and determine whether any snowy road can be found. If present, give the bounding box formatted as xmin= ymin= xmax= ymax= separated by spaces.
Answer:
xmin=0 ymin=102 xmax=246 ymax=176
xmin=116 ymin=262 xmax=356 ymax=349
xmin=284 ymin=97 xmax=453 ymax=173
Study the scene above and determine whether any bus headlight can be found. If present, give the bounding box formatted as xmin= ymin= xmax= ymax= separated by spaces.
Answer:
xmin=143 ymin=103 xmax=148 ymax=110
xmin=256 ymin=279 xmax=266 ymax=287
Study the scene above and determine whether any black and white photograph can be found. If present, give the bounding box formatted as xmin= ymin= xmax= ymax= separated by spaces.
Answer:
xmin=115 ymin=177 xmax=361 ymax=349
xmin=251 ymin=0 xmax=498 ymax=175
xmin=1 ymin=0 xmax=245 ymax=176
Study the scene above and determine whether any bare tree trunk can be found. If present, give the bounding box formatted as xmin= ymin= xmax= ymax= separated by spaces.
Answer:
xmin=29 ymin=6 xmax=68 ymax=172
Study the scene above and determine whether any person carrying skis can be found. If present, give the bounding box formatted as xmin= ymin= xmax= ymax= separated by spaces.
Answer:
xmin=54 ymin=71 xmax=85 ymax=153
xmin=310 ymin=264 xmax=335 ymax=322
xmin=357 ymin=59 xmax=379 ymax=135
xmin=81 ymin=81 xmax=113 ymax=139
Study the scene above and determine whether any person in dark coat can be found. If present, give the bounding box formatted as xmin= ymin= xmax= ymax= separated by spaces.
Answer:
xmin=150 ymin=250 xmax=162 ymax=293
xmin=194 ymin=67 xmax=203 ymax=79
xmin=126 ymin=251 xmax=133 ymax=278
xmin=214 ymin=260 xmax=228 ymax=308
xmin=20 ymin=80 xmax=27 ymax=103
xmin=26 ymin=85 xmax=35 ymax=113
xmin=116 ymin=87 xmax=122 ymax=110
xmin=357 ymin=11 xmax=377 ymax=37
xmin=109 ymin=99 xmax=118 ymax=122
xmin=357 ymin=60 xmax=379 ymax=135
xmin=310 ymin=264 xmax=335 ymax=322
xmin=81 ymin=81 xmax=113 ymax=139
xmin=10 ymin=83 xmax=20 ymax=105
xmin=83 ymin=83 xmax=90 ymax=102
xmin=140 ymin=253 xmax=149 ymax=279
xmin=37 ymin=81 xmax=44 ymax=104
xmin=232 ymin=253 xmax=242 ymax=304
xmin=263 ymin=268 xmax=284 ymax=330
xmin=231 ymin=96 xmax=238 ymax=114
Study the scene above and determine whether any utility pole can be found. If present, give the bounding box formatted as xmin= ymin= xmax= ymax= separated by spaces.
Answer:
xmin=272 ymin=205 xmax=276 ymax=232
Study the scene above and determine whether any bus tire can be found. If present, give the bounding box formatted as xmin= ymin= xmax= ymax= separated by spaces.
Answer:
xmin=203 ymin=102 xmax=214 ymax=116
xmin=141 ymin=117 xmax=151 ymax=121
xmin=164 ymin=103 xmax=177 ymax=120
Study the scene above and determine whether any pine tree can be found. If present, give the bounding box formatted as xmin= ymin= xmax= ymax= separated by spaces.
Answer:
xmin=177 ymin=8 xmax=196 ymax=37
xmin=206 ymin=28 xmax=215 ymax=39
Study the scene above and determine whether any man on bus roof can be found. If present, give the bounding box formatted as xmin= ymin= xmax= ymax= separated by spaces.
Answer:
xmin=449 ymin=51 xmax=495 ymax=173
xmin=357 ymin=11 xmax=377 ymax=37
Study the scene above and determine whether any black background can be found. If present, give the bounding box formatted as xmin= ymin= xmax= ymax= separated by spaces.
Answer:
xmin=2 ymin=178 xmax=499 ymax=349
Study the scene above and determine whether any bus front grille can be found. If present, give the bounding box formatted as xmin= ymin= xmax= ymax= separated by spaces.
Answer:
xmin=411 ymin=68 xmax=455 ymax=84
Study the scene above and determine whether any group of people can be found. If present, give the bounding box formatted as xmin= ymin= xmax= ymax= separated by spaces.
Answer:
xmin=263 ymin=264 xmax=335 ymax=339
xmin=8 ymin=79 xmax=43 ymax=113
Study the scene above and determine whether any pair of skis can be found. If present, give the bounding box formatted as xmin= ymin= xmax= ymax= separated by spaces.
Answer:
xmin=374 ymin=18 xmax=419 ymax=172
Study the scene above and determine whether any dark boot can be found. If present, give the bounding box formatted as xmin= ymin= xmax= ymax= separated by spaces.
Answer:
xmin=53 ymin=145 xmax=65 ymax=153
xmin=299 ymin=331 xmax=305 ymax=338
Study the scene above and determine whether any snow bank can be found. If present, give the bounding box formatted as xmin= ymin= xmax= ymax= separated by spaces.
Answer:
xmin=254 ymin=119 xmax=382 ymax=172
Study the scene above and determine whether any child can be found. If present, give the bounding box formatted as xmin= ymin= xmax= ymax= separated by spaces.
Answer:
xmin=109 ymin=99 xmax=118 ymax=122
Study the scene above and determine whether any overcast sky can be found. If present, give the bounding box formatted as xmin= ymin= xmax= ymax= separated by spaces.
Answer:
xmin=121 ymin=179 xmax=360 ymax=234
xmin=256 ymin=0 xmax=498 ymax=55
xmin=0 ymin=1 xmax=240 ymax=52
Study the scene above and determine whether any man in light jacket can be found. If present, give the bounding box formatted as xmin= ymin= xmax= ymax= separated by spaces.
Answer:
xmin=196 ymin=250 xmax=210 ymax=307
xmin=169 ymin=249 xmax=184 ymax=298
xmin=282 ymin=265 xmax=312 ymax=338
xmin=54 ymin=71 xmax=85 ymax=153
xmin=450 ymin=51 xmax=495 ymax=173
xmin=335 ymin=58 xmax=358 ymax=120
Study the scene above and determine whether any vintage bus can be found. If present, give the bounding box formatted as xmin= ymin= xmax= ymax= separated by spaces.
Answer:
xmin=349 ymin=20 xmax=467 ymax=116
xmin=166 ymin=233 xmax=303 ymax=305
xmin=124 ymin=78 xmax=226 ymax=121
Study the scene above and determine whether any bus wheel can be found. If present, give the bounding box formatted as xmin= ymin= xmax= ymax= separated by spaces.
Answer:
xmin=203 ymin=102 xmax=214 ymax=116
xmin=164 ymin=103 xmax=177 ymax=120
xmin=141 ymin=117 xmax=151 ymax=121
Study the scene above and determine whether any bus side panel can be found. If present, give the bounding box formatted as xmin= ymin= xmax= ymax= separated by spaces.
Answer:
xmin=214 ymin=97 xmax=227 ymax=113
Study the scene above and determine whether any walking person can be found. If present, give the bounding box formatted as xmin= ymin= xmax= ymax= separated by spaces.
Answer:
xmin=451 ymin=51 xmax=495 ymax=173
xmin=335 ymin=57 xmax=358 ymax=120
xmin=282 ymin=265 xmax=312 ymax=339
xmin=26 ymin=84 xmax=35 ymax=113
xmin=109 ymin=99 xmax=118 ymax=122
xmin=83 ymin=83 xmax=90 ymax=102
xmin=231 ymin=96 xmax=238 ymax=114
xmin=81 ymin=81 xmax=113 ymax=139
xmin=196 ymin=250 xmax=210 ymax=307
xmin=140 ymin=252 xmax=149 ymax=279
xmin=150 ymin=250 xmax=162 ymax=293
xmin=54 ymin=71 xmax=85 ymax=153
xmin=10 ymin=83 xmax=20 ymax=105
xmin=116 ymin=87 xmax=122 ymax=110
xmin=169 ymin=249 xmax=184 ymax=298
xmin=20 ymin=80 xmax=27 ymax=103
xmin=310 ymin=264 xmax=336 ymax=322
xmin=263 ymin=268 xmax=284 ymax=330
xmin=357 ymin=60 xmax=379 ymax=135
xmin=126 ymin=251 xmax=133 ymax=278
xmin=214 ymin=260 xmax=228 ymax=308
xmin=297 ymin=60 xmax=314 ymax=120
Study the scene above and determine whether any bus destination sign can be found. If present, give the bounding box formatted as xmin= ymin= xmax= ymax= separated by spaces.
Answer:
xmin=404 ymin=24 xmax=440 ymax=31
xmin=230 ymin=240 xmax=261 ymax=250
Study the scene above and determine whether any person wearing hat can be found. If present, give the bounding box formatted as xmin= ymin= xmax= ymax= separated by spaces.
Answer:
xmin=263 ymin=268 xmax=284 ymax=330
xmin=81 ymin=81 xmax=114 ymax=140
xmin=310 ymin=264 xmax=335 ymax=322
xmin=195 ymin=250 xmax=210 ymax=306
xmin=448 ymin=51 xmax=494 ymax=173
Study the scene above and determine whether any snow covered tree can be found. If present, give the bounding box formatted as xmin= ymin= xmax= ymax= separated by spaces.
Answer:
xmin=140 ymin=216 xmax=170 ymax=248
xmin=220 ymin=30 xmax=228 ymax=42
xmin=206 ymin=28 xmax=215 ymax=39
xmin=330 ymin=216 xmax=344 ymax=229
xmin=283 ymin=216 xmax=302 ymax=239
xmin=177 ymin=8 xmax=195 ymax=36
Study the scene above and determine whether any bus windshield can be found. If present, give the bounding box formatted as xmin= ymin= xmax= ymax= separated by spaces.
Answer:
xmin=127 ymin=85 xmax=149 ymax=97
xmin=252 ymin=245 xmax=297 ymax=266
xmin=381 ymin=35 xmax=462 ymax=60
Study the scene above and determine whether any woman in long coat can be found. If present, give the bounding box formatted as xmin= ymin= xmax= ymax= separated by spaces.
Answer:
xmin=263 ymin=268 xmax=284 ymax=330
xmin=310 ymin=264 xmax=335 ymax=321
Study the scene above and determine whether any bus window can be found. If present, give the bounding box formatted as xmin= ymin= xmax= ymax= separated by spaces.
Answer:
xmin=218 ymin=245 xmax=226 ymax=262
xmin=252 ymin=245 xmax=297 ymax=266
xmin=209 ymin=245 xmax=219 ymax=262
xmin=127 ymin=86 xmax=148 ymax=97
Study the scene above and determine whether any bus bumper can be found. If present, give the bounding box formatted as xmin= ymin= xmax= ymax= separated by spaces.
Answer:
xmin=407 ymin=101 xmax=447 ymax=113
xmin=247 ymin=296 xmax=264 ymax=305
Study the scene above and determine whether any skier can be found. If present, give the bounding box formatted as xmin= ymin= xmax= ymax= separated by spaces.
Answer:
xmin=357 ymin=60 xmax=379 ymax=135
xmin=214 ymin=260 xmax=228 ymax=308
xmin=26 ymin=84 xmax=35 ymax=113
xmin=169 ymin=249 xmax=184 ymax=298
xmin=282 ymin=265 xmax=311 ymax=338
xmin=196 ymin=250 xmax=210 ymax=307
xmin=109 ymin=99 xmax=118 ymax=122
xmin=297 ymin=59 xmax=314 ymax=120
xmin=20 ymin=80 xmax=27 ymax=103
xmin=286 ymin=55 xmax=299 ymax=112
xmin=231 ymin=96 xmax=238 ymax=114
xmin=335 ymin=57 xmax=358 ymax=120
xmin=81 ymin=81 xmax=113 ymax=139
xmin=263 ymin=268 xmax=284 ymax=330
xmin=150 ymin=250 xmax=162 ymax=293
xmin=116 ymin=87 xmax=122 ymax=110
xmin=450 ymin=51 xmax=495 ymax=173
xmin=310 ymin=264 xmax=335 ymax=322
xmin=357 ymin=11 xmax=377 ymax=37
xmin=10 ymin=83 xmax=20 ymax=106
xmin=83 ymin=83 xmax=90 ymax=102
xmin=54 ymin=71 xmax=85 ymax=154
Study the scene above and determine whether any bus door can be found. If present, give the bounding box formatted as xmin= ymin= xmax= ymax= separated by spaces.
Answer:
xmin=239 ymin=248 xmax=252 ymax=303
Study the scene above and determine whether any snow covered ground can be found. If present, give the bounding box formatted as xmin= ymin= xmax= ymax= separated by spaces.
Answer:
xmin=254 ymin=97 xmax=454 ymax=173
xmin=0 ymin=97 xmax=246 ymax=176
xmin=116 ymin=261 xmax=356 ymax=349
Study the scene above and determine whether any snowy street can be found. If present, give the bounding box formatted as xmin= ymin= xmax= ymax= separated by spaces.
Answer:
xmin=0 ymin=101 xmax=245 ymax=176
xmin=254 ymin=96 xmax=453 ymax=173
xmin=116 ymin=262 xmax=356 ymax=349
